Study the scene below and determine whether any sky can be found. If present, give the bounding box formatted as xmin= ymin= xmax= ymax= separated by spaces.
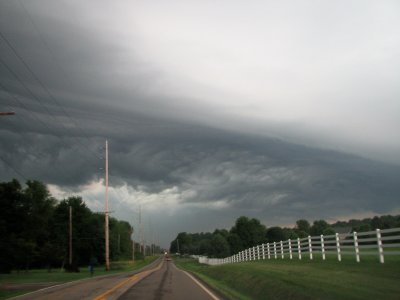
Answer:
xmin=1 ymin=0 xmax=400 ymax=248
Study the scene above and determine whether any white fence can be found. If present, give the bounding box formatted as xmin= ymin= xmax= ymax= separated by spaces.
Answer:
xmin=199 ymin=227 xmax=400 ymax=265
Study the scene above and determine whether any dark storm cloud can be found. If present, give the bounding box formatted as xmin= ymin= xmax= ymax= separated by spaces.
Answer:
xmin=1 ymin=1 xmax=400 ymax=246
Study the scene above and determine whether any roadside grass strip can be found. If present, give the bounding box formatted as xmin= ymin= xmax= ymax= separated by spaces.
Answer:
xmin=175 ymin=255 xmax=400 ymax=300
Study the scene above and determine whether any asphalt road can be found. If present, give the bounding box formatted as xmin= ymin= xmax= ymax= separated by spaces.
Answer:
xmin=118 ymin=259 xmax=219 ymax=300
xmin=11 ymin=258 xmax=219 ymax=300
xmin=12 ymin=258 xmax=162 ymax=300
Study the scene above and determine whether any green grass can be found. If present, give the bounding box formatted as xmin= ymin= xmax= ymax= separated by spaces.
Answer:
xmin=0 ymin=257 xmax=159 ymax=299
xmin=175 ymin=255 xmax=400 ymax=300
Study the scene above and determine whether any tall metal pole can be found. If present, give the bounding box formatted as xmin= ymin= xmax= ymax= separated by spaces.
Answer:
xmin=105 ymin=140 xmax=110 ymax=271
xmin=69 ymin=206 xmax=72 ymax=265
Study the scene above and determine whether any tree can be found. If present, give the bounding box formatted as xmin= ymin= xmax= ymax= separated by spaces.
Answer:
xmin=0 ymin=179 xmax=24 ymax=272
xmin=227 ymin=233 xmax=243 ymax=254
xmin=230 ymin=216 xmax=266 ymax=249
xmin=209 ymin=234 xmax=230 ymax=258
xmin=310 ymin=220 xmax=333 ymax=236
xmin=266 ymin=227 xmax=286 ymax=242
xmin=170 ymin=232 xmax=192 ymax=254
xmin=296 ymin=219 xmax=310 ymax=234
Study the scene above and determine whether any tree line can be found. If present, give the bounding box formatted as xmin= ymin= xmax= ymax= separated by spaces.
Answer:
xmin=170 ymin=214 xmax=400 ymax=258
xmin=0 ymin=179 xmax=143 ymax=273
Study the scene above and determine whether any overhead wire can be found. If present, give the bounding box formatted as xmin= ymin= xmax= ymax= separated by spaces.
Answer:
xmin=0 ymin=2 xmax=123 ymax=206
xmin=0 ymin=70 xmax=103 ymax=190
xmin=19 ymin=0 xmax=96 ymax=143
xmin=0 ymin=31 xmax=102 ymax=160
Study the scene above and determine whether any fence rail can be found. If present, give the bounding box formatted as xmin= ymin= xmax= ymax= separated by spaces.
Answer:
xmin=198 ymin=227 xmax=400 ymax=265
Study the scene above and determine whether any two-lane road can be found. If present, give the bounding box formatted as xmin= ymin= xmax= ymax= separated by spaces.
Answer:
xmin=118 ymin=259 xmax=219 ymax=300
xmin=13 ymin=258 xmax=220 ymax=300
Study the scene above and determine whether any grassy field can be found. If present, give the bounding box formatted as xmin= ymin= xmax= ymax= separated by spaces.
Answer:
xmin=0 ymin=257 xmax=159 ymax=300
xmin=175 ymin=254 xmax=400 ymax=300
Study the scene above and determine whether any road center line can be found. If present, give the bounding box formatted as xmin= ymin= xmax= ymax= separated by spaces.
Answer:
xmin=92 ymin=260 xmax=164 ymax=300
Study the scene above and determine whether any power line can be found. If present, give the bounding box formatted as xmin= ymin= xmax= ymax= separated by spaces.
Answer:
xmin=17 ymin=0 xmax=96 ymax=144
xmin=0 ymin=32 xmax=102 ymax=160
xmin=0 ymin=156 xmax=28 ymax=181
xmin=0 ymin=84 xmax=103 ymax=187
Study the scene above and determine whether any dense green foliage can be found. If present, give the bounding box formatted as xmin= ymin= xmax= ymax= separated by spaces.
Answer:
xmin=170 ymin=215 xmax=400 ymax=258
xmin=175 ymin=256 xmax=400 ymax=300
xmin=0 ymin=179 xmax=137 ymax=273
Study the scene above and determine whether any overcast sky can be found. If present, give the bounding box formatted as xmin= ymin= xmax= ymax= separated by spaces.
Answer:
xmin=1 ymin=0 xmax=400 ymax=247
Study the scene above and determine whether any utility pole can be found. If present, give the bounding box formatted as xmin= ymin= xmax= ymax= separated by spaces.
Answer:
xmin=105 ymin=140 xmax=110 ymax=271
xmin=139 ymin=206 xmax=143 ymax=255
xmin=177 ymin=238 xmax=180 ymax=254
xmin=69 ymin=206 xmax=72 ymax=266
xmin=131 ymin=226 xmax=135 ymax=263
xmin=118 ymin=233 xmax=121 ymax=254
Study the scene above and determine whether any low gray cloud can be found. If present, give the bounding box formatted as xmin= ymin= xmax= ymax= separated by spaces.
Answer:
xmin=1 ymin=1 xmax=400 ymax=246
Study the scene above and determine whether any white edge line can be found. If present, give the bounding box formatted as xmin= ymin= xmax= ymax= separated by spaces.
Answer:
xmin=10 ymin=257 xmax=163 ymax=300
xmin=179 ymin=268 xmax=220 ymax=300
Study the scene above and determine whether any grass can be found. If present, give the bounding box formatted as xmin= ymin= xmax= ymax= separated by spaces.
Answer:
xmin=175 ymin=254 xmax=400 ymax=300
xmin=0 ymin=257 xmax=159 ymax=299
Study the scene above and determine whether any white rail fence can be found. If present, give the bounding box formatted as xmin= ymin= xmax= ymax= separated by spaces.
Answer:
xmin=198 ymin=227 xmax=400 ymax=265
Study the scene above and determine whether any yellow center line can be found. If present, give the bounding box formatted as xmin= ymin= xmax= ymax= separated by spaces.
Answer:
xmin=92 ymin=260 xmax=164 ymax=300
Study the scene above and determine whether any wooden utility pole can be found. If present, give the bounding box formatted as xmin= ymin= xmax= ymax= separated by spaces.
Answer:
xmin=139 ymin=206 xmax=143 ymax=254
xmin=69 ymin=206 xmax=72 ymax=265
xmin=118 ymin=233 xmax=121 ymax=254
xmin=131 ymin=226 xmax=135 ymax=262
xmin=105 ymin=140 xmax=110 ymax=271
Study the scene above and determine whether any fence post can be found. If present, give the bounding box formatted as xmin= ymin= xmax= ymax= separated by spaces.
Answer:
xmin=267 ymin=243 xmax=271 ymax=259
xmin=308 ymin=235 xmax=313 ymax=260
xmin=280 ymin=241 xmax=284 ymax=259
xmin=336 ymin=233 xmax=341 ymax=262
xmin=289 ymin=239 xmax=293 ymax=259
xmin=353 ymin=231 xmax=360 ymax=262
xmin=274 ymin=242 xmax=277 ymax=259
xmin=321 ymin=234 xmax=325 ymax=260
xmin=253 ymin=246 xmax=256 ymax=260
xmin=297 ymin=238 xmax=301 ymax=260
xmin=262 ymin=243 xmax=265 ymax=259
xmin=376 ymin=229 xmax=384 ymax=264
xmin=249 ymin=248 xmax=251 ymax=261
xmin=249 ymin=248 xmax=252 ymax=261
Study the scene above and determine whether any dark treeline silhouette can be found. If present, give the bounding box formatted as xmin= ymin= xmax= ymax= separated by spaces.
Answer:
xmin=170 ymin=215 xmax=400 ymax=258
xmin=0 ymin=179 xmax=139 ymax=273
